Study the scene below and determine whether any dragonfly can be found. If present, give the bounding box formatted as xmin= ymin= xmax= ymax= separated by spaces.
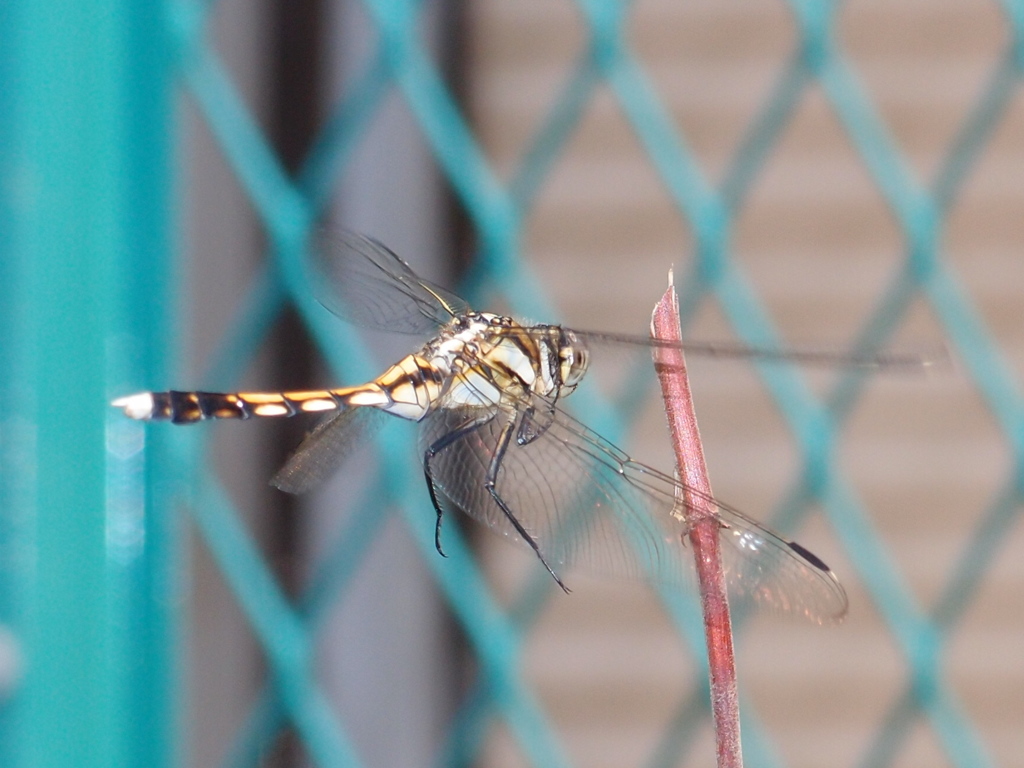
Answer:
xmin=113 ymin=231 xmax=924 ymax=622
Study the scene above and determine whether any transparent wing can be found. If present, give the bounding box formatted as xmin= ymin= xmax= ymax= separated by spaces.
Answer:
xmin=311 ymin=229 xmax=470 ymax=335
xmin=566 ymin=329 xmax=940 ymax=371
xmin=311 ymin=230 xmax=937 ymax=370
xmin=272 ymin=406 xmax=387 ymax=494
xmin=419 ymin=400 xmax=847 ymax=623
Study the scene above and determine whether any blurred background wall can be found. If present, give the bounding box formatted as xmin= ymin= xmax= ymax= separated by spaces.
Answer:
xmin=1 ymin=1 xmax=1022 ymax=768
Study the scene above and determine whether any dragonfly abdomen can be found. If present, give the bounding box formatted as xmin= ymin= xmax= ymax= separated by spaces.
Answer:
xmin=113 ymin=389 xmax=347 ymax=424
xmin=113 ymin=354 xmax=450 ymax=425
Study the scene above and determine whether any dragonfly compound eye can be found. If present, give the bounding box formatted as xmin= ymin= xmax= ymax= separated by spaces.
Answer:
xmin=559 ymin=343 xmax=590 ymax=390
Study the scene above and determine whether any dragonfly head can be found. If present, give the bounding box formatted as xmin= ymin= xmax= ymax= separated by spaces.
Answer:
xmin=558 ymin=332 xmax=590 ymax=392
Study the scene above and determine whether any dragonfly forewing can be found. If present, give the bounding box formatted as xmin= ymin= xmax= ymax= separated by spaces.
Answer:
xmin=315 ymin=232 xmax=937 ymax=371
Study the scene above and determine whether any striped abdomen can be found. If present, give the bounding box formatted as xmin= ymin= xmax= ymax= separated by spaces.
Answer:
xmin=112 ymin=389 xmax=349 ymax=424
xmin=113 ymin=353 xmax=451 ymax=424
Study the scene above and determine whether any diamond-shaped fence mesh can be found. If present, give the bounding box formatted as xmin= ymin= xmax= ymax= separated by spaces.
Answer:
xmin=2 ymin=1 xmax=1023 ymax=767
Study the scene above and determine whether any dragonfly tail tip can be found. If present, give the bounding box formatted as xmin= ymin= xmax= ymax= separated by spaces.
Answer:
xmin=112 ymin=392 xmax=155 ymax=420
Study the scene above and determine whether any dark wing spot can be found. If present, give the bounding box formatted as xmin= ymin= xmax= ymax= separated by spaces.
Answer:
xmin=788 ymin=541 xmax=831 ymax=573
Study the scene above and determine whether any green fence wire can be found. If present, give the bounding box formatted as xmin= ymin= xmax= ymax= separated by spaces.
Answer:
xmin=2 ymin=1 xmax=1023 ymax=767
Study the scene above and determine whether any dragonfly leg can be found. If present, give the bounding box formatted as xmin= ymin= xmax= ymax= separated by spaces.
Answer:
xmin=422 ymin=413 xmax=495 ymax=558
xmin=486 ymin=413 xmax=570 ymax=594
xmin=514 ymin=399 xmax=557 ymax=446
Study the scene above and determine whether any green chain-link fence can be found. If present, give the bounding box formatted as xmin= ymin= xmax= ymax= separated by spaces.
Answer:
xmin=2 ymin=1 xmax=1022 ymax=767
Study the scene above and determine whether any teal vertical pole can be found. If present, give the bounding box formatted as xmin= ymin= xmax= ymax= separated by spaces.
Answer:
xmin=0 ymin=1 xmax=178 ymax=767
xmin=0 ymin=6 xmax=28 ymax=768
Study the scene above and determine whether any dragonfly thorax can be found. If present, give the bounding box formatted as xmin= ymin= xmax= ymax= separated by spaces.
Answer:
xmin=414 ymin=312 xmax=590 ymax=413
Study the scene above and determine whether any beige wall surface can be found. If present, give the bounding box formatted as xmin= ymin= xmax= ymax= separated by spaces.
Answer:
xmin=467 ymin=3 xmax=1023 ymax=767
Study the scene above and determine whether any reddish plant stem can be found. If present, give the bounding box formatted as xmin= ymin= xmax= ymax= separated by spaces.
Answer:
xmin=651 ymin=281 xmax=743 ymax=768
